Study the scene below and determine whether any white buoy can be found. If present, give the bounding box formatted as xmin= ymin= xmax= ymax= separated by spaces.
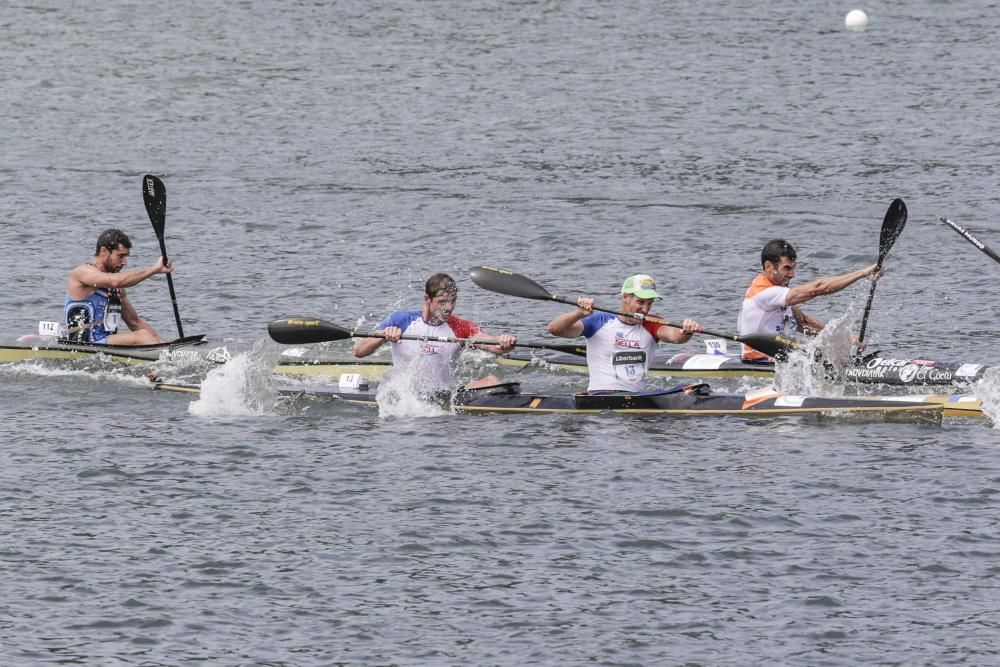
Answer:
xmin=845 ymin=9 xmax=869 ymax=30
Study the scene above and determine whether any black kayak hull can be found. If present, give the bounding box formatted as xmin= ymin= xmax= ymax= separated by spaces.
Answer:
xmin=507 ymin=351 xmax=992 ymax=387
xmin=150 ymin=380 xmax=952 ymax=419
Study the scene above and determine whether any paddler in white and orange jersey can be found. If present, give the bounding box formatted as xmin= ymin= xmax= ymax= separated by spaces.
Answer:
xmin=737 ymin=239 xmax=880 ymax=361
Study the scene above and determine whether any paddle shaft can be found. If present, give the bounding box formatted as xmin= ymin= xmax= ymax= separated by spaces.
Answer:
xmin=941 ymin=217 xmax=1000 ymax=265
xmin=547 ymin=293 xmax=740 ymax=343
xmin=858 ymin=199 xmax=907 ymax=344
xmin=354 ymin=330 xmax=583 ymax=354
xmin=155 ymin=235 xmax=184 ymax=338
xmin=858 ymin=265 xmax=884 ymax=344
xmin=143 ymin=175 xmax=185 ymax=338
xmin=467 ymin=265 xmax=797 ymax=358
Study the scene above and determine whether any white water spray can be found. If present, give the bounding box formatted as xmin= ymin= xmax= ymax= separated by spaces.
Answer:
xmin=374 ymin=358 xmax=450 ymax=419
xmin=188 ymin=340 xmax=282 ymax=417
xmin=974 ymin=368 xmax=1000 ymax=428
xmin=774 ymin=313 xmax=856 ymax=396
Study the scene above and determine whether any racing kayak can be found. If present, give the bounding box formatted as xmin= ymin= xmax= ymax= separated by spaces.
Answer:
xmin=148 ymin=379 xmax=976 ymax=419
xmin=4 ymin=332 xmax=992 ymax=390
xmin=500 ymin=350 xmax=994 ymax=387
xmin=0 ymin=333 xmax=383 ymax=377
xmin=0 ymin=333 xmax=210 ymax=364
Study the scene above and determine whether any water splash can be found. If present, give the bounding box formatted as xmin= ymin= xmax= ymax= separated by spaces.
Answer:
xmin=374 ymin=360 xmax=449 ymax=419
xmin=188 ymin=340 xmax=282 ymax=418
xmin=0 ymin=360 xmax=149 ymax=388
xmin=973 ymin=367 xmax=1000 ymax=428
xmin=774 ymin=313 xmax=856 ymax=396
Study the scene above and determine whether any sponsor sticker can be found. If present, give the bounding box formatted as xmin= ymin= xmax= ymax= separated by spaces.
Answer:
xmin=38 ymin=320 xmax=62 ymax=337
xmin=704 ymin=338 xmax=728 ymax=355
xmin=682 ymin=354 xmax=731 ymax=370
xmin=612 ymin=350 xmax=647 ymax=382
xmin=774 ymin=396 xmax=806 ymax=407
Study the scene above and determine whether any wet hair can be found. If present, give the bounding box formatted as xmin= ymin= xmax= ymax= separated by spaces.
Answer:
xmin=761 ymin=239 xmax=796 ymax=268
xmin=425 ymin=273 xmax=458 ymax=298
xmin=95 ymin=228 xmax=132 ymax=255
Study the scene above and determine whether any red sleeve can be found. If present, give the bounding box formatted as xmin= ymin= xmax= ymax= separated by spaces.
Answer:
xmin=448 ymin=316 xmax=481 ymax=338
xmin=644 ymin=312 xmax=666 ymax=339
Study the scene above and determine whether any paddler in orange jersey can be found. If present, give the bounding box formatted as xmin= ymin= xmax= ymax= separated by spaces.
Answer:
xmin=737 ymin=239 xmax=880 ymax=361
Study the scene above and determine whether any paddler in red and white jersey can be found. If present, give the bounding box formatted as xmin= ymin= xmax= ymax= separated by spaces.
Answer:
xmin=353 ymin=273 xmax=516 ymax=393
xmin=546 ymin=274 xmax=701 ymax=393
xmin=737 ymin=239 xmax=880 ymax=361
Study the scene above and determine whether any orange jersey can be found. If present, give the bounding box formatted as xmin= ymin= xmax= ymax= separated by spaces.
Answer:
xmin=738 ymin=274 xmax=795 ymax=360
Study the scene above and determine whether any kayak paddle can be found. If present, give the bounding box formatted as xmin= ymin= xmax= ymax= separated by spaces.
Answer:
xmin=857 ymin=198 xmax=908 ymax=344
xmin=939 ymin=217 xmax=1000 ymax=265
xmin=142 ymin=174 xmax=185 ymax=338
xmin=468 ymin=266 xmax=799 ymax=359
xmin=267 ymin=317 xmax=587 ymax=356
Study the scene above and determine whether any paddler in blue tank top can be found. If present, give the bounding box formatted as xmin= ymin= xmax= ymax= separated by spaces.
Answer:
xmin=352 ymin=273 xmax=517 ymax=393
xmin=65 ymin=228 xmax=173 ymax=345
xmin=546 ymin=274 xmax=701 ymax=393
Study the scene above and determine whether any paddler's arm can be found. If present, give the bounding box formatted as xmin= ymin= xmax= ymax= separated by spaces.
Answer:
xmin=467 ymin=333 xmax=517 ymax=355
xmin=792 ymin=306 xmax=824 ymax=335
xmin=784 ymin=263 xmax=879 ymax=306
xmin=352 ymin=326 xmax=402 ymax=358
xmin=655 ymin=319 xmax=701 ymax=344
xmin=69 ymin=257 xmax=172 ymax=296
xmin=546 ymin=297 xmax=594 ymax=338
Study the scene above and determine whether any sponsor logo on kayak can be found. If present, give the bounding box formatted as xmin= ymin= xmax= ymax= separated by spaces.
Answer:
xmin=847 ymin=360 xmax=958 ymax=384
xmin=898 ymin=364 xmax=919 ymax=383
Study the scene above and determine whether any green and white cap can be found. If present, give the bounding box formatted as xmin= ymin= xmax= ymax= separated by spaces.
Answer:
xmin=621 ymin=274 xmax=661 ymax=300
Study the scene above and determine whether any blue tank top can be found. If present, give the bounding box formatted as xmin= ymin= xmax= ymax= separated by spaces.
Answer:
xmin=64 ymin=288 xmax=123 ymax=343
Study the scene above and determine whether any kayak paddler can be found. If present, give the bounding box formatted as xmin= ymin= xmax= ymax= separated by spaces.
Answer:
xmin=352 ymin=273 xmax=517 ymax=394
xmin=65 ymin=228 xmax=173 ymax=345
xmin=737 ymin=239 xmax=880 ymax=361
xmin=546 ymin=274 xmax=701 ymax=393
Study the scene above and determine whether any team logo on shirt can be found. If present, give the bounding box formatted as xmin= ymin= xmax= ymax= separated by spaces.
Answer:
xmin=614 ymin=333 xmax=641 ymax=349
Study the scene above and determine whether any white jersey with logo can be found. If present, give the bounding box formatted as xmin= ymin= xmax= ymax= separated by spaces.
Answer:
xmin=737 ymin=273 xmax=796 ymax=360
xmin=378 ymin=311 xmax=480 ymax=392
xmin=581 ymin=312 xmax=661 ymax=392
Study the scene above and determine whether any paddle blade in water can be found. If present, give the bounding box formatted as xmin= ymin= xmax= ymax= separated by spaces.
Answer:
xmin=143 ymin=174 xmax=167 ymax=238
xmin=268 ymin=317 xmax=352 ymax=345
xmin=469 ymin=266 xmax=555 ymax=301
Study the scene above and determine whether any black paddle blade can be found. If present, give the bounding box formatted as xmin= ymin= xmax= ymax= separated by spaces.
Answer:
xmin=142 ymin=174 xmax=167 ymax=238
xmin=469 ymin=266 xmax=555 ymax=301
xmin=267 ymin=317 xmax=352 ymax=345
xmin=168 ymin=334 xmax=207 ymax=345
xmin=858 ymin=198 xmax=907 ymax=344
xmin=877 ymin=198 xmax=907 ymax=264
xmin=738 ymin=333 xmax=800 ymax=359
